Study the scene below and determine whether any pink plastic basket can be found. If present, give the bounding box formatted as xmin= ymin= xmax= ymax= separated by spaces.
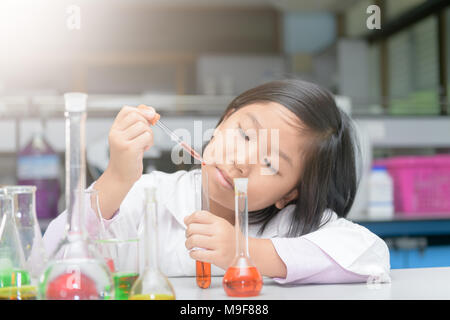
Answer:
xmin=374 ymin=155 xmax=450 ymax=216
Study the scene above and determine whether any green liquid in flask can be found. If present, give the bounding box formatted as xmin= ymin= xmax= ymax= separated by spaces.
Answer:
xmin=0 ymin=269 xmax=31 ymax=288
xmin=113 ymin=272 xmax=139 ymax=300
xmin=0 ymin=269 xmax=35 ymax=300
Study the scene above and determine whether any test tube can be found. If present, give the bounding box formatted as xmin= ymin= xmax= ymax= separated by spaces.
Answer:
xmin=194 ymin=168 xmax=211 ymax=289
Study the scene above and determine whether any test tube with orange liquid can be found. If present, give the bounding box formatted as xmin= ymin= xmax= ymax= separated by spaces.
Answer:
xmin=193 ymin=167 xmax=211 ymax=288
xmin=222 ymin=178 xmax=263 ymax=297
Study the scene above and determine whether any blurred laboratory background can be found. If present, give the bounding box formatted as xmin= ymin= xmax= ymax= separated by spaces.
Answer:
xmin=1 ymin=0 xmax=450 ymax=269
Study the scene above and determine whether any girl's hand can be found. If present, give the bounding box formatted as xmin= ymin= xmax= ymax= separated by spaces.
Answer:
xmin=94 ymin=105 xmax=160 ymax=220
xmin=105 ymin=104 xmax=160 ymax=186
xmin=184 ymin=210 xmax=235 ymax=270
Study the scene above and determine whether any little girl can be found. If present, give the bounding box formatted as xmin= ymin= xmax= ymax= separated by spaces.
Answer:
xmin=44 ymin=79 xmax=390 ymax=285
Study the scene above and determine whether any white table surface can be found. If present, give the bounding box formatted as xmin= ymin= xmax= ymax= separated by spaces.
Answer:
xmin=169 ymin=267 xmax=450 ymax=300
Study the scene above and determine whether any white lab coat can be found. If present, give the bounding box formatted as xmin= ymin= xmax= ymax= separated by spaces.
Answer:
xmin=44 ymin=169 xmax=391 ymax=282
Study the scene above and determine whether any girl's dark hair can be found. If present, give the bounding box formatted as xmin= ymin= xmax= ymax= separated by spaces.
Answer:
xmin=207 ymin=79 xmax=360 ymax=237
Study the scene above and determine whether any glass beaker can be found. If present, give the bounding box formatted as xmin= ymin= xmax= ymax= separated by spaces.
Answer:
xmin=4 ymin=186 xmax=47 ymax=283
xmin=129 ymin=187 xmax=175 ymax=300
xmin=91 ymin=193 xmax=140 ymax=300
xmin=193 ymin=169 xmax=211 ymax=289
xmin=222 ymin=178 xmax=263 ymax=297
xmin=95 ymin=237 xmax=139 ymax=300
xmin=0 ymin=192 xmax=37 ymax=300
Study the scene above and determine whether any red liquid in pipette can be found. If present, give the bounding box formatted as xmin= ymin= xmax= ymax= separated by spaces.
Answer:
xmin=180 ymin=141 xmax=205 ymax=165
xmin=222 ymin=266 xmax=263 ymax=297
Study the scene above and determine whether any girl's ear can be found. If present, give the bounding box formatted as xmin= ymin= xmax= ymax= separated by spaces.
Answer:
xmin=275 ymin=188 xmax=299 ymax=210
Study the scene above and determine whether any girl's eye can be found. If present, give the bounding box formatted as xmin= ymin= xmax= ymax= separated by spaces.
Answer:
xmin=238 ymin=126 xmax=250 ymax=141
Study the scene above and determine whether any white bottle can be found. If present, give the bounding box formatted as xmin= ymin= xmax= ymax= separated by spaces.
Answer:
xmin=368 ymin=165 xmax=394 ymax=220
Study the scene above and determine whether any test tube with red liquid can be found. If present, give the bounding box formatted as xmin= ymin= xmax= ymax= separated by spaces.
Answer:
xmin=193 ymin=167 xmax=211 ymax=288
xmin=222 ymin=178 xmax=263 ymax=297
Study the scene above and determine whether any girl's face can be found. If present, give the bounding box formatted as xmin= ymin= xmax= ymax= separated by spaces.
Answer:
xmin=202 ymin=102 xmax=308 ymax=212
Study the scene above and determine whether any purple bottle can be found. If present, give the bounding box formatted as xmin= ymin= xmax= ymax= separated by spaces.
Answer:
xmin=17 ymin=132 xmax=61 ymax=220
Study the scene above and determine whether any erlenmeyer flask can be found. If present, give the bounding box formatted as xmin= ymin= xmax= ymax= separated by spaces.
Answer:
xmin=0 ymin=191 xmax=37 ymax=300
xmin=193 ymin=169 xmax=211 ymax=288
xmin=129 ymin=187 xmax=176 ymax=300
xmin=4 ymin=186 xmax=47 ymax=283
xmin=223 ymin=178 xmax=263 ymax=297
xmin=38 ymin=92 xmax=113 ymax=300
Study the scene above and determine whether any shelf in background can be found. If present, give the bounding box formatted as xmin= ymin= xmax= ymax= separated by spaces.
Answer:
xmin=356 ymin=214 xmax=450 ymax=237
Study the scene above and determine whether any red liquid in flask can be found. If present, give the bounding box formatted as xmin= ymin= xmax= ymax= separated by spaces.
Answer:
xmin=46 ymin=272 xmax=99 ymax=300
xmin=222 ymin=266 xmax=263 ymax=297
xmin=196 ymin=261 xmax=211 ymax=289
xmin=105 ymin=258 xmax=115 ymax=273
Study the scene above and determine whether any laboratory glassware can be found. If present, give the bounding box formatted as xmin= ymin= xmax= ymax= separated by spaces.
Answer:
xmin=93 ymin=203 xmax=140 ymax=300
xmin=38 ymin=93 xmax=113 ymax=300
xmin=129 ymin=187 xmax=175 ymax=300
xmin=193 ymin=169 xmax=211 ymax=289
xmin=223 ymin=178 xmax=263 ymax=297
xmin=95 ymin=237 xmax=140 ymax=300
xmin=17 ymin=131 xmax=61 ymax=219
xmin=155 ymin=120 xmax=204 ymax=165
xmin=4 ymin=186 xmax=47 ymax=283
xmin=0 ymin=192 xmax=37 ymax=300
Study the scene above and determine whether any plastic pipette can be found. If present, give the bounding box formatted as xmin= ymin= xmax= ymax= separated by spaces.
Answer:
xmin=155 ymin=120 xmax=204 ymax=164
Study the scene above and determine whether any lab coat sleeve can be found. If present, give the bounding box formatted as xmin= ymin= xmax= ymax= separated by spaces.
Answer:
xmin=270 ymin=218 xmax=391 ymax=285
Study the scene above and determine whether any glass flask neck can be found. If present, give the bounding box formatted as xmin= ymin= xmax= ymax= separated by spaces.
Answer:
xmin=144 ymin=197 xmax=159 ymax=272
xmin=64 ymin=110 xmax=87 ymax=236
xmin=234 ymin=190 xmax=249 ymax=258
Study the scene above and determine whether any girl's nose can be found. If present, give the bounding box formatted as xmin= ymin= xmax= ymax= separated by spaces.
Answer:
xmin=234 ymin=160 xmax=249 ymax=177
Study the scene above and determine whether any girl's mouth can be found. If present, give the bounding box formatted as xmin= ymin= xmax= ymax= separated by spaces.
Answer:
xmin=215 ymin=166 xmax=234 ymax=190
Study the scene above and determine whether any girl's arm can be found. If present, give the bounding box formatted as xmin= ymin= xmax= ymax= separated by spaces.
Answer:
xmin=94 ymin=105 xmax=160 ymax=219
xmin=248 ymin=238 xmax=287 ymax=278
xmin=185 ymin=211 xmax=390 ymax=284
xmin=251 ymin=237 xmax=370 ymax=284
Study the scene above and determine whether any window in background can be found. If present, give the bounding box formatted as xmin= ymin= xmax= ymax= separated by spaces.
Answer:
xmin=387 ymin=16 xmax=440 ymax=115
xmin=344 ymin=0 xmax=372 ymax=37
xmin=385 ymin=0 xmax=426 ymax=21
xmin=367 ymin=43 xmax=382 ymax=113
